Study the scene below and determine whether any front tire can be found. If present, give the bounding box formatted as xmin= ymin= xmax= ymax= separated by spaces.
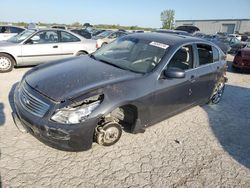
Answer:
xmin=0 ymin=53 xmax=15 ymax=73
xmin=95 ymin=122 xmax=122 ymax=146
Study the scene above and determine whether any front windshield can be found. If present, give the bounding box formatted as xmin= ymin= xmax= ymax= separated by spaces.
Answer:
xmin=93 ymin=36 xmax=168 ymax=73
xmin=96 ymin=30 xmax=113 ymax=38
xmin=7 ymin=29 xmax=36 ymax=43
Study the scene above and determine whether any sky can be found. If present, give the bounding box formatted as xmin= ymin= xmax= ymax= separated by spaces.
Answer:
xmin=1 ymin=0 xmax=250 ymax=28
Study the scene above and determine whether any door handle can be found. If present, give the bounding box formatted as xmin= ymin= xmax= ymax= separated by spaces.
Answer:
xmin=53 ymin=45 xmax=58 ymax=48
xmin=190 ymin=75 xmax=196 ymax=83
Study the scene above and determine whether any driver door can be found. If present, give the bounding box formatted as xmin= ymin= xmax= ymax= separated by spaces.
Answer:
xmin=151 ymin=45 xmax=196 ymax=123
xmin=21 ymin=30 xmax=62 ymax=65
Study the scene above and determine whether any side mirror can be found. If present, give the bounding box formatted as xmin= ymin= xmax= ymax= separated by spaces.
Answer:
xmin=163 ymin=67 xmax=185 ymax=79
xmin=25 ymin=39 xmax=34 ymax=44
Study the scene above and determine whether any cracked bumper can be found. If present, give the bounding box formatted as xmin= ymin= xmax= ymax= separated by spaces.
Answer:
xmin=13 ymin=87 xmax=99 ymax=152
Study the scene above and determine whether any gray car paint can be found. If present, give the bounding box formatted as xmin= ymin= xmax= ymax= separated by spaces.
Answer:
xmin=14 ymin=33 xmax=227 ymax=150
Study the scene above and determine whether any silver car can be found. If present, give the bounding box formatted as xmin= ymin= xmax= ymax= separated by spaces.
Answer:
xmin=0 ymin=29 xmax=97 ymax=72
xmin=0 ymin=25 xmax=25 ymax=41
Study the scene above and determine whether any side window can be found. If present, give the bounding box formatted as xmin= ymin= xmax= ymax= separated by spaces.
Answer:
xmin=167 ymin=45 xmax=193 ymax=70
xmin=30 ymin=31 xmax=59 ymax=44
xmin=108 ymin=32 xmax=117 ymax=39
xmin=60 ymin=31 xmax=80 ymax=42
xmin=212 ymin=47 xmax=220 ymax=62
xmin=0 ymin=26 xmax=10 ymax=33
xmin=197 ymin=44 xmax=213 ymax=66
xmin=117 ymin=32 xmax=126 ymax=38
xmin=9 ymin=27 xmax=24 ymax=34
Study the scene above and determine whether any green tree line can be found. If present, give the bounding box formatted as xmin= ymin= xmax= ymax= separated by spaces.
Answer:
xmin=0 ymin=21 xmax=153 ymax=31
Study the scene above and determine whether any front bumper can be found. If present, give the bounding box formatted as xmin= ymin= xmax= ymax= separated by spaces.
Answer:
xmin=13 ymin=84 xmax=99 ymax=151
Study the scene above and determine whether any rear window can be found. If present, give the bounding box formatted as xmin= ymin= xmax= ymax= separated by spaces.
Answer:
xmin=9 ymin=27 xmax=24 ymax=34
xmin=0 ymin=26 xmax=10 ymax=33
xmin=197 ymin=44 xmax=213 ymax=66
xmin=60 ymin=31 xmax=80 ymax=42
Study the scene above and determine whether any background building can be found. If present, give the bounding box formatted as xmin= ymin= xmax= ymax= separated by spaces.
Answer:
xmin=176 ymin=19 xmax=250 ymax=34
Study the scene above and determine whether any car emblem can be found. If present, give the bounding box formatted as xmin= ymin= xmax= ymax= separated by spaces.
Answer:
xmin=23 ymin=96 xmax=30 ymax=105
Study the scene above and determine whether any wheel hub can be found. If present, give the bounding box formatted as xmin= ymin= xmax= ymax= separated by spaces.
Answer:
xmin=212 ymin=82 xmax=225 ymax=103
xmin=0 ymin=57 xmax=11 ymax=70
xmin=103 ymin=127 xmax=120 ymax=144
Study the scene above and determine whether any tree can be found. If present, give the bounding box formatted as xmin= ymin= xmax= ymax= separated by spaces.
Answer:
xmin=160 ymin=9 xmax=175 ymax=29
xmin=72 ymin=22 xmax=82 ymax=28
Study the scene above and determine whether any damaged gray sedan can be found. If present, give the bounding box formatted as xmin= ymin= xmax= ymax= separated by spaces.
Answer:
xmin=13 ymin=33 xmax=227 ymax=151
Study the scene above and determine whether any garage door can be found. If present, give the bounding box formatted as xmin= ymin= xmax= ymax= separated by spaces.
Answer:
xmin=222 ymin=24 xmax=235 ymax=34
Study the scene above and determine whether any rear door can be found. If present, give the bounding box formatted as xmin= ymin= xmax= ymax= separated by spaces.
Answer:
xmin=21 ymin=30 xmax=62 ymax=65
xmin=59 ymin=31 xmax=82 ymax=58
xmin=191 ymin=43 xmax=219 ymax=103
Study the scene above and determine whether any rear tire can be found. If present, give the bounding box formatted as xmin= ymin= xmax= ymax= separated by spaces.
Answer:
xmin=0 ymin=53 xmax=15 ymax=73
xmin=209 ymin=81 xmax=225 ymax=104
xmin=95 ymin=122 xmax=122 ymax=146
xmin=76 ymin=51 xmax=87 ymax=56
xmin=101 ymin=43 xmax=108 ymax=48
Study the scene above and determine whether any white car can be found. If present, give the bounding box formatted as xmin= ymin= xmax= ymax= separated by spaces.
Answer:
xmin=0 ymin=25 xmax=25 ymax=41
xmin=0 ymin=28 xmax=97 ymax=72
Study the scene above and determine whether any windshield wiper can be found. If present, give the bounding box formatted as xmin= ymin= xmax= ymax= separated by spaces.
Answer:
xmin=96 ymin=57 xmax=143 ymax=74
xmin=96 ymin=58 xmax=123 ymax=69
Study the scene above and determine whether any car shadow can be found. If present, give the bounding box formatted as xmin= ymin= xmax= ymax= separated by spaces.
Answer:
xmin=202 ymin=84 xmax=250 ymax=169
xmin=0 ymin=103 xmax=5 ymax=126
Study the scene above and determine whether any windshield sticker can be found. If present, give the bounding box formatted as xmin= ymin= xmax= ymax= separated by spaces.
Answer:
xmin=149 ymin=41 xmax=169 ymax=49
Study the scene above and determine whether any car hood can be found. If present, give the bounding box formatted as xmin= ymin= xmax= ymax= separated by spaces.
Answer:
xmin=0 ymin=41 xmax=18 ymax=48
xmin=25 ymin=56 xmax=140 ymax=102
xmin=92 ymin=36 xmax=105 ymax=40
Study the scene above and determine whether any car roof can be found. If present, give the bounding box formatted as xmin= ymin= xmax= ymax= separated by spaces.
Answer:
xmin=28 ymin=28 xmax=86 ymax=40
xmin=126 ymin=32 xmax=208 ymax=46
xmin=33 ymin=28 xmax=67 ymax=32
xmin=0 ymin=25 xmax=25 ymax=29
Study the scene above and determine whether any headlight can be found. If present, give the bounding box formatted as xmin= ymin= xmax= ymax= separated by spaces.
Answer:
xmin=51 ymin=95 xmax=103 ymax=124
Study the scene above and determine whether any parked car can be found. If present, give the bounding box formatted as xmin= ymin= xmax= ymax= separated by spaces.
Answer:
xmin=93 ymin=30 xmax=127 ymax=48
xmin=154 ymin=29 xmax=191 ymax=36
xmin=193 ymin=32 xmax=207 ymax=38
xmin=195 ymin=34 xmax=231 ymax=54
xmin=175 ymin=25 xmax=200 ymax=34
xmin=224 ymin=36 xmax=247 ymax=54
xmin=228 ymin=34 xmax=241 ymax=41
xmin=0 ymin=25 xmax=25 ymax=41
xmin=0 ymin=28 xmax=96 ymax=72
xmin=232 ymin=44 xmax=250 ymax=71
xmin=91 ymin=29 xmax=106 ymax=37
xmin=51 ymin=25 xmax=67 ymax=30
xmin=135 ymin=30 xmax=144 ymax=33
xmin=12 ymin=33 xmax=227 ymax=151
xmin=70 ymin=29 xmax=92 ymax=39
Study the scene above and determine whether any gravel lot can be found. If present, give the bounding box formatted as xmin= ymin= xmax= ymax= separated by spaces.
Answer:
xmin=0 ymin=56 xmax=250 ymax=187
